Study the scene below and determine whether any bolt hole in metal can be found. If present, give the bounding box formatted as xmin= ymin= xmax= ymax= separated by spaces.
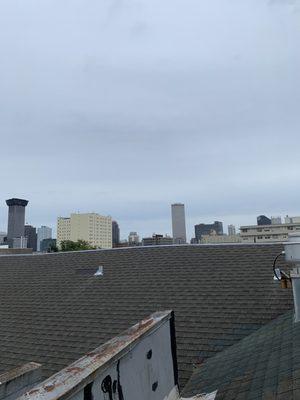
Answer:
xmin=147 ymin=349 xmax=152 ymax=359
xmin=152 ymin=381 xmax=158 ymax=391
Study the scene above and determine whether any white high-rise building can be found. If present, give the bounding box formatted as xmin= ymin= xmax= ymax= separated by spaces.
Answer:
xmin=171 ymin=203 xmax=187 ymax=244
xmin=228 ymin=224 xmax=236 ymax=236
xmin=37 ymin=226 xmax=52 ymax=251
xmin=128 ymin=232 xmax=140 ymax=245
xmin=57 ymin=213 xmax=112 ymax=249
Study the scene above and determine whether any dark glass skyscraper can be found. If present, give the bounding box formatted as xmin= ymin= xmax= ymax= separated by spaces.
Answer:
xmin=25 ymin=225 xmax=37 ymax=251
xmin=257 ymin=215 xmax=271 ymax=226
xmin=112 ymin=221 xmax=120 ymax=247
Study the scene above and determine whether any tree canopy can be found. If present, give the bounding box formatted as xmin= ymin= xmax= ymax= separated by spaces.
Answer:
xmin=60 ymin=240 xmax=96 ymax=252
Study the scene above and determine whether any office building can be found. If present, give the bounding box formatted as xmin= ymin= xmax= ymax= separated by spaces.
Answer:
xmin=285 ymin=215 xmax=300 ymax=224
xmin=171 ymin=203 xmax=187 ymax=244
xmin=37 ymin=226 xmax=52 ymax=251
xmin=200 ymin=234 xmax=242 ymax=244
xmin=0 ymin=232 xmax=6 ymax=245
xmin=40 ymin=238 xmax=57 ymax=253
xmin=228 ymin=224 xmax=236 ymax=236
xmin=257 ymin=215 xmax=271 ymax=226
xmin=112 ymin=221 xmax=120 ymax=247
xmin=57 ymin=213 xmax=112 ymax=249
xmin=6 ymin=198 xmax=28 ymax=248
xmin=271 ymin=216 xmax=282 ymax=225
xmin=24 ymin=225 xmax=37 ymax=251
xmin=12 ymin=237 xmax=28 ymax=249
xmin=128 ymin=232 xmax=140 ymax=245
xmin=195 ymin=221 xmax=223 ymax=242
xmin=142 ymin=234 xmax=174 ymax=246
xmin=240 ymin=216 xmax=300 ymax=243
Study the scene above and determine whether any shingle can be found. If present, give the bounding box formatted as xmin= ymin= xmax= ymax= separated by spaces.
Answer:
xmin=0 ymin=244 xmax=293 ymax=388
xmin=183 ymin=310 xmax=300 ymax=399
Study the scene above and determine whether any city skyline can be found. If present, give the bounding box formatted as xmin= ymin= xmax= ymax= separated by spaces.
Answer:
xmin=1 ymin=197 xmax=299 ymax=241
xmin=0 ymin=0 xmax=299 ymax=243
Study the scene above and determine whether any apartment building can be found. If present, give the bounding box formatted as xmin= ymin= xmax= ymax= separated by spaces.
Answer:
xmin=57 ymin=213 xmax=112 ymax=249
xmin=200 ymin=234 xmax=242 ymax=244
xmin=240 ymin=215 xmax=300 ymax=243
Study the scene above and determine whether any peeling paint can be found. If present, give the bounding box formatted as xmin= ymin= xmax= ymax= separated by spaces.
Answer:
xmin=18 ymin=311 xmax=173 ymax=400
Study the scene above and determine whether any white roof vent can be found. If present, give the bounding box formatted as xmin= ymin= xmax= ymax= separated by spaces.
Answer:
xmin=94 ymin=266 xmax=104 ymax=276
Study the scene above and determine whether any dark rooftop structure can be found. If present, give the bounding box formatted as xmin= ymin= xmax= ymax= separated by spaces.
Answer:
xmin=183 ymin=310 xmax=300 ymax=399
xmin=0 ymin=243 xmax=293 ymax=393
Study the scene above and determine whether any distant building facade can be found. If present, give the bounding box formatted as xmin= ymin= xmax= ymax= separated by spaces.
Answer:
xmin=128 ymin=232 xmax=140 ymax=246
xmin=240 ymin=216 xmax=300 ymax=243
xmin=0 ymin=232 xmax=6 ymax=245
xmin=142 ymin=234 xmax=174 ymax=246
xmin=228 ymin=224 xmax=236 ymax=236
xmin=57 ymin=213 xmax=112 ymax=249
xmin=257 ymin=215 xmax=271 ymax=226
xmin=195 ymin=221 xmax=223 ymax=242
xmin=37 ymin=226 xmax=52 ymax=251
xmin=171 ymin=203 xmax=187 ymax=244
xmin=40 ymin=238 xmax=57 ymax=252
xmin=200 ymin=234 xmax=242 ymax=244
xmin=271 ymin=216 xmax=282 ymax=225
xmin=24 ymin=225 xmax=37 ymax=251
xmin=6 ymin=198 xmax=29 ymax=248
xmin=112 ymin=221 xmax=120 ymax=247
xmin=12 ymin=236 xmax=28 ymax=249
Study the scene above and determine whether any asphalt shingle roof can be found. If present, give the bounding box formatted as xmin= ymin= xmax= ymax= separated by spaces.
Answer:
xmin=183 ymin=310 xmax=300 ymax=400
xmin=0 ymin=244 xmax=293 ymax=388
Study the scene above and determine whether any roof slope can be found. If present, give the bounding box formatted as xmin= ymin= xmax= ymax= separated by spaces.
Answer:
xmin=0 ymin=244 xmax=293 ymax=387
xmin=182 ymin=310 xmax=300 ymax=400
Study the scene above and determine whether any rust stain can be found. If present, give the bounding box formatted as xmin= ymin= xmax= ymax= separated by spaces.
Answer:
xmin=65 ymin=367 xmax=83 ymax=374
xmin=18 ymin=311 xmax=170 ymax=400
xmin=27 ymin=389 xmax=40 ymax=395
xmin=44 ymin=384 xmax=55 ymax=392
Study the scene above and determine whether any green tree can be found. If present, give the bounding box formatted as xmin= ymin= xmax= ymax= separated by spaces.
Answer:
xmin=60 ymin=240 xmax=96 ymax=252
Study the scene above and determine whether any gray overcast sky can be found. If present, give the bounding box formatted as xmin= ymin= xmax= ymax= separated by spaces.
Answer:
xmin=0 ymin=0 xmax=299 ymax=239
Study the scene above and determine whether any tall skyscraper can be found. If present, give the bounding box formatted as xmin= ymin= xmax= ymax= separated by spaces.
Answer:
xmin=24 ymin=225 xmax=37 ymax=251
xmin=112 ymin=221 xmax=120 ymax=247
xmin=171 ymin=203 xmax=187 ymax=244
xmin=6 ymin=198 xmax=28 ymax=248
xmin=228 ymin=224 xmax=236 ymax=236
xmin=37 ymin=226 xmax=52 ymax=251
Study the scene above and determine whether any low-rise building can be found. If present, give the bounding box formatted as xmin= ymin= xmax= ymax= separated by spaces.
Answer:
xmin=57 ymin=213 xmax=112 ymax=249
xmin=195 ymin=221 xmax=223 ymax=242
xmin=142 ymin=234 xmax=174 ymax=246
xmin=0 ymin=232 xmax=6 ymax=245
xmin=200 ymin=234 xmax=242 ymax=244
xmin=40 ymin=238 xmax=57 ymax=252
xmin=240 ymin=217 xmax=300 ymax=243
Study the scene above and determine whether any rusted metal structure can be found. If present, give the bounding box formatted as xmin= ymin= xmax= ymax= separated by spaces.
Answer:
xmin=16 ymin=311 xmax=179 ymax=400
xmin=5 ymin=311 xmax=215 ymax=400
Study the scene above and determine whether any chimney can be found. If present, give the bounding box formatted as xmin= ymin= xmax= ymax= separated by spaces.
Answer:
xmin=284 ymin=233 xmax=300 ymax=322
